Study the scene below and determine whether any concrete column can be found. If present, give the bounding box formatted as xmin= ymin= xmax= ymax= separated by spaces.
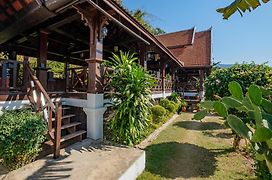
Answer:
xmin=83 ymin=94 xmax=106 ymax=140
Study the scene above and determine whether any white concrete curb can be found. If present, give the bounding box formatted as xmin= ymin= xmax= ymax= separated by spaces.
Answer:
xmin=118 ymin=151 xmax=146 ymax=180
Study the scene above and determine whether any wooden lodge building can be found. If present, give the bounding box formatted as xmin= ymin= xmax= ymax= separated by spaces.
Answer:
xmin=157 ymin=27 xmax=212 ymax=101
xmin=0 ymin=0 xmax=212 ymax=157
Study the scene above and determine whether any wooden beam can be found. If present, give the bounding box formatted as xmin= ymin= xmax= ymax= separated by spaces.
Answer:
xmin=54 ymin=29 xmax=89 ymax=45
xmin=47 ymin=14 xmax=80 ymax=30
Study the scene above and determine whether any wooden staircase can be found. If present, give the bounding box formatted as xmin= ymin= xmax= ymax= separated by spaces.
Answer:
xmin=25 ymin=64 xmax=86 ymax=158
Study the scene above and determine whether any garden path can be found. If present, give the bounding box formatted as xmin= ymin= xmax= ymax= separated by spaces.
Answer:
xmin=138 ymin=113 xmax=255 ymax=180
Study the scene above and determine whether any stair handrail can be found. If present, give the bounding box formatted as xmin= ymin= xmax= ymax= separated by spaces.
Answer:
xmin=25 ymin=64 xmax=56 ymax=111
xmin=25 ymin=63 xmax=62 ymax=158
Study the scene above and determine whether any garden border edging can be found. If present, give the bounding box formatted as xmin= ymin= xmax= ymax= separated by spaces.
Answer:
xmin=137 ymin=114 xmax=179 ymax=149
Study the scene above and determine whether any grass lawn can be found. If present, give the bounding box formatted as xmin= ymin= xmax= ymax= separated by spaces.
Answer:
xmin=138 ymin=113 xmax=255 ymax=180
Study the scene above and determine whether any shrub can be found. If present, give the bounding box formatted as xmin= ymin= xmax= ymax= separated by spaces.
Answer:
xmin=0 ymin=109 xmax=46 ymax=170
xmin=159 ymin=99 xmax=170 ymax=108
xmin=168 ymin=92 xmax=181 ymax=103
xmin=151 ymin=105 xmax=166 ymax=123
xmin=159 ymin=99 xmax=176 ymax=113
xmin=205 ymin=63 xmax=272 ymax=100
xmin=104 ymin=51 xmax=155 ymax=145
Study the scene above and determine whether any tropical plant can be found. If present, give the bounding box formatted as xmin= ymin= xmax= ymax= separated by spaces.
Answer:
xmin=151 ymin=105 xmax=167 ymax=123
xmin=218 ymin=0 xmax=270 ymax=19
xmin=194 ymin=81 xmax=272 ymax=174
xmin=168 ymin=92 xmax=181 ymax=103
xmin=0 ymin=109 xmax=46 ymax=170
xmin=180 ymin=99 xmax=188 ymax=107
xmin=205 ymin=63 xmax=272 ymax=101
xmin=104 ymin=51 xmax=155 ymax=145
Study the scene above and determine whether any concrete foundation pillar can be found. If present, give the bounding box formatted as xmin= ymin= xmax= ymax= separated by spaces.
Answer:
xmin=83 ymin=94 xmax=106 ymax=140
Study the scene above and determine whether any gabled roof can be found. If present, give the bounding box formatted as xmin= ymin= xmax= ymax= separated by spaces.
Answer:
xmin=156 ymin=28 xmax=212 ymax=68
xmin=156 ymin=27 xmax=195 ymax=48
xmin=105 ymin=0 xmax=184 ymax=67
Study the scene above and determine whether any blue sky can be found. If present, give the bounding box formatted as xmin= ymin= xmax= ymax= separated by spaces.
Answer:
xmin=123 ymin=0 xmax=272 ymax=66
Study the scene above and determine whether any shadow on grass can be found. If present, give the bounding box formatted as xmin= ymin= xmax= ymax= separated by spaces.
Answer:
xmin=174 ymin=121 xmax=224 ymax=131
xmin=145 ymin=142 xmax=233 ymax=179
xmin=202 ymin=131 xmax=233 ymax=139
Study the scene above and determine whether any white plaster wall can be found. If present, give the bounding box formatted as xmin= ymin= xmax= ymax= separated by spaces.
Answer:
xmin=0 ymin=100 xmax=30 ymax=111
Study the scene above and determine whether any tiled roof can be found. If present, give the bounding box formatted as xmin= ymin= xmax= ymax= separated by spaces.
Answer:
xmin=156 ymin=28 xmax=212 ymax=67
xmin=156 ymin=27 xmax=195 ymax=48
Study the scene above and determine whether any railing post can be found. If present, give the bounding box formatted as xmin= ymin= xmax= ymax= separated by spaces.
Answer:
xmin=160 ymin=62 xmax=166 ymax=96
xmin=48 ymin=106 xmax=53 ymax=132
xmin=54 ymin=102 xmax=62 ymax=159
xmin=1 ymin=62 xmax=8 ymax=91
xmin=23 ymin=56 xmax=30 ymax=92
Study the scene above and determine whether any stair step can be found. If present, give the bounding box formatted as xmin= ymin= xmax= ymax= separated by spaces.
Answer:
xmin=61 ymin=122 xmax=81 ymax=130
xmin=62 ymin=107 xmax=71 ymax=110
xmin=52 ymin=122 xmax=81 ymax=132
xmin=52 ymin=114 xmax=76 ymax=121
xmin=60 ymin=130 xmax=86 ymax=142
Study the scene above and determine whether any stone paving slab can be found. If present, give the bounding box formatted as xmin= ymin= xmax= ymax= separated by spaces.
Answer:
xmin=0 ymin=139 xmax=145 ymax=180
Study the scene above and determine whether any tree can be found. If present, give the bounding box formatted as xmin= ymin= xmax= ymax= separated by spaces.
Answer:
xmin=218 ymin=0 xmax=270 ymax=19
xmin=131 ymin=9 xmax=166 ymax=35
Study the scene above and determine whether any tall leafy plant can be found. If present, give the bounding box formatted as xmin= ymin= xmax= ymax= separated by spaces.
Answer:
xmin=205 ymin=63 xmax=272 ymax=101
xmin=104 ymin=51 xmax=155 ymax=145
xmin=194 ymin=81 xmax=272 ymax=174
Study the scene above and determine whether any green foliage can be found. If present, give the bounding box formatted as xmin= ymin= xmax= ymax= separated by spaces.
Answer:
xmin=193 ymin=109 xmax=208 ymax=120
xmin=0 ymin=109 xmax=46 ymax=170
xmin=205 ymin=63 xmax=272 ymax=101
xmin=194 ymin=81 xmax=272 ymax=175
xmin=159 ymin=99 xmax=170 ymax=108
xmin=217 ymin=0 xmax=270 ymax=19
xmin=159 ymin=99 xmax=176 ymax=113
xmin=180 ymin=99 xmax=188 ymax=107
xmin=150 ymin=105 xmax=167 ymax=123
xmin=131 ymin=9 xmax=166 ymax=35
xmin=47 ymin=61 xmax=65 ymax=78
xmin=104 ymin=51 xmax=155 ymax=145
xmin=168 ymin=92 xmax=181 ymax=103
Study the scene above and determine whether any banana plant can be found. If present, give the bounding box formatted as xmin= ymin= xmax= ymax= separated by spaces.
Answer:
xmin=194 ymin=81 xmax=272 ymax=172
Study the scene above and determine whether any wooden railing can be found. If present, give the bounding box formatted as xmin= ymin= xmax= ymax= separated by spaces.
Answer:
xmin=151 ymin=78 xmax=173 ymax=92
xmin=165 ymin=79 xmax=173 ymax=92
xmin=0 ymin=59 xmax=24 ymax=92
xmin=152 ymin=78 xmax=162 ymax=92
xmin=68 ymin=67 xmax=88 ymax=92
xmin=25 ymin=64 xmax=62 ymax=158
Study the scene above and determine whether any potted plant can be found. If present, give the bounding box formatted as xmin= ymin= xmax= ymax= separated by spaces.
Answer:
xmin=180 ymin=99 xmax=188 ymax=112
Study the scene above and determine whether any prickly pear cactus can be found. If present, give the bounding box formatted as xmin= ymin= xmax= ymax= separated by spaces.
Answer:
xmin=194 ymin=81 xmax=272 ymax=172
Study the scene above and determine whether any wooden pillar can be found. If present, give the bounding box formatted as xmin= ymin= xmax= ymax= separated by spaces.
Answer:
xmin=199 ymin=70 xmax=204 ymax=91
xmin=160 ymin=61 xmax=166 ymax=93
xmin=139 ymin=44 xmax=146 ymax=68
xmin=86 ymin=22 xmax=103 ymax=93
xmin=170 ymin=65 xmax=177 ymax=91
xmin=37 ymin=30 xmax=49 ymax=89
xmin=65 ymin=61 xmax=70 ymax=92
xmin=8 ymin=51 xmax=17 ymax=60
xmin=22 ymin=56 xmax=29 ymax=92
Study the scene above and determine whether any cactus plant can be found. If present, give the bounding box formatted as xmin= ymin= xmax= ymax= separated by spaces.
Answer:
xmin=194 ymin=81 xmax=272 ymax=172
